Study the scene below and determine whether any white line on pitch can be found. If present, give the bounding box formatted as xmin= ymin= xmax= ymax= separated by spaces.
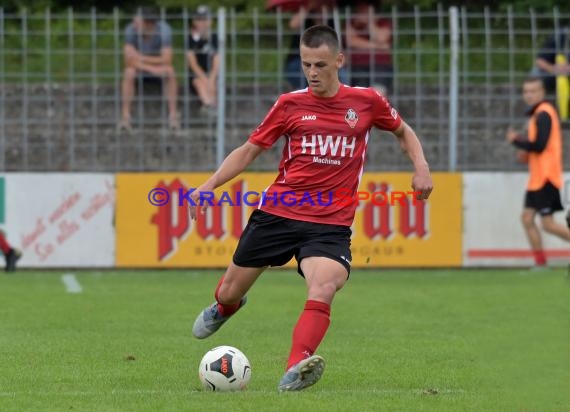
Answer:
xmin=0 ymin=388 xmax=467 ymax=397
xmin=61 ymin=273 xmax=82 ymax=294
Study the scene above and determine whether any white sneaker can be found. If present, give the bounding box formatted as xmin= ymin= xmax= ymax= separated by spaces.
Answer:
xmin=192 ymin=296 xmax=247 ymax=339
xmin=277 ymin=355 xmax=325 ymax=392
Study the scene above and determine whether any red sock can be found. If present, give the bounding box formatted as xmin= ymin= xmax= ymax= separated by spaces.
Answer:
xmin=214 ymin=276 xmax=240 ymax=317
xmin=0 ymin=233 xmax=11 ymax=255
xmin=533 ymin=250 xmax=546 ymax=266
xmin=286 ymin=300 xmax=331 ymax=370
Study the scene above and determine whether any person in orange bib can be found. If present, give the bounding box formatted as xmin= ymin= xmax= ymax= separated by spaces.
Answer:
xmin=506 ymin=77 xmax=570 ymax=268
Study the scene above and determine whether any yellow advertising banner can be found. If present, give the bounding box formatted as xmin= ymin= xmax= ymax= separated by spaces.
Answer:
xmin=116 ymin=173 xmax=462 ymax=268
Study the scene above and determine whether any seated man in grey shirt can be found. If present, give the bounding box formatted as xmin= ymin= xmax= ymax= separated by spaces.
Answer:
xmin=120 ymin=7 xmax=178 ymax=130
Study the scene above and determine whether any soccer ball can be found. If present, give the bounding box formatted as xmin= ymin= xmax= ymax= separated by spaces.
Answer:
xmin=198 ymin=346 xmax=252 ymax=391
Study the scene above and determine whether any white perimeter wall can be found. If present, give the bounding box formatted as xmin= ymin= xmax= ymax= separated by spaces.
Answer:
xmin=463 ymin=172 xmax=570 ymax=267
xmin=4 ymin=174 xmax=115 ymax=267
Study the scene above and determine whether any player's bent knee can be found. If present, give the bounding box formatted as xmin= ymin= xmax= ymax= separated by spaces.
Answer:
xmin=521 ymin=213 xmax=535 ymax=227
xmin=308 ymin=282 xmax=340 ymax=303
xmin=540 ymin=217 xmax=556 ymax=232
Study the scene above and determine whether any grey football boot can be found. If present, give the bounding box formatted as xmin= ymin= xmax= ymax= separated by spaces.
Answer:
xmin=192 ymin=296 xmax=247 ymax=339
xmin=277 ymin=355 xmax=325 ymax=392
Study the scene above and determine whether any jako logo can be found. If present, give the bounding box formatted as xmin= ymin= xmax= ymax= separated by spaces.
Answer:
xmin=301 ymin=115 xmax=317 ymax=120
xmin=221 ymin=356 xmax=229 ymax=374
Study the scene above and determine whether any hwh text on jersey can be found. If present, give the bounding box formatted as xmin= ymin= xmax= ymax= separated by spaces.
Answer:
xmin=301 ymin=135 xmax=356 ymax=157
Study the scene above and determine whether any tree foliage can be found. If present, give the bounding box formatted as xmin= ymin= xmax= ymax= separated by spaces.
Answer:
xmin=1 ymin=0 xmax=266 ymax=13
xmin=382 ymin=0 xmax=569 ymax=12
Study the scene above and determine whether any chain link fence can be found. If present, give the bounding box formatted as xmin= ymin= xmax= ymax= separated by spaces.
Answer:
xmin=0 ymin=6 xmax=569 ymax=172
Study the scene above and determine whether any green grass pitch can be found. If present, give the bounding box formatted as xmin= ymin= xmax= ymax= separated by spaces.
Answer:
xmin=1 ymin=269 xmax=569 ymax=411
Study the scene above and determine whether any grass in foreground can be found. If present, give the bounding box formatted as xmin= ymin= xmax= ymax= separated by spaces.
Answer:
xmin=0 ymin=268 xmax=569 ymax=412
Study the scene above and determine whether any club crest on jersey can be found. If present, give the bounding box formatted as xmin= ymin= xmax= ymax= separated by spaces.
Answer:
xmin=345 ymin=109 xmax=358 ymax=129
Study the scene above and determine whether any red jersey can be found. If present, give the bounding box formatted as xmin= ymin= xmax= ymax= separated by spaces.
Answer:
xmin=248 ymin=84 xmax=402 ymax=226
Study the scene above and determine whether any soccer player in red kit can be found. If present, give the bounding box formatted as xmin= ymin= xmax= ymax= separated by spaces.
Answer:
xmin=190 ymin=25 xmax=433 ymax=391
xmin=0 ymin=231 xmax=21 ymax=272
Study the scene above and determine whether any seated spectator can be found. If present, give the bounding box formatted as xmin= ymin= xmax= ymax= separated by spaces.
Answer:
xmin=532 ymin=26 xmax=570 ymax=119
xmin=186 ymin=5 xmax=219 ymax=113
xmin=120 ymin=7 xmax=178 ymax=130
xmin=532 ymin=26 xmax=570 ymax=95
xmin=345 ymin=1 xmax=393 ymax=94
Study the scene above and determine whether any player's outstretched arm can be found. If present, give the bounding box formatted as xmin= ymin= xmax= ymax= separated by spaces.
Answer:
xmin=393 ymin=121 xmax=433 ymax=201
xmin=189 ymin=142 xmax=265 ymax=220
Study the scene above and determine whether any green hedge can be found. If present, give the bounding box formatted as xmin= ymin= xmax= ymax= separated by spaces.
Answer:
xmin=0 ymin=4 xmax=566 ymax=85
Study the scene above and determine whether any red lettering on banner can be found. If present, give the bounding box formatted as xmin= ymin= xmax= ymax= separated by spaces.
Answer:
xmin=363 ymin=182 xmax=392 ymax=239
xmin=49 ymin=192 xmax=81 ymax=224
xmin=21 ymin=218 xmax=47 ymax=250
xmin=35 ymin=242 xmax=54 ymax=261
xmin=56 ymin=219 xmax=79 ymax=245
xmin=82 ymin=180 xmax=114 ymax=221
xmin=362 ymin=181 xmax=429 ymax=240
xmin=196 ymin=205 xmax=224 ymax=240
xmin=230 ymin=180 xmax=259 ymax=237
xmin=151 ymin=179 xmax=191 ymax=261
xmin=399 ymin=195 xmax=428 ymax=238
xmin=231 ymin=180 xmax=245 ymax=237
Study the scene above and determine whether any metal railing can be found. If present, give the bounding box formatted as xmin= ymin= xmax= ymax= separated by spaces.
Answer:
xmin=0 ymin=6 xmax=569 ymax=172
